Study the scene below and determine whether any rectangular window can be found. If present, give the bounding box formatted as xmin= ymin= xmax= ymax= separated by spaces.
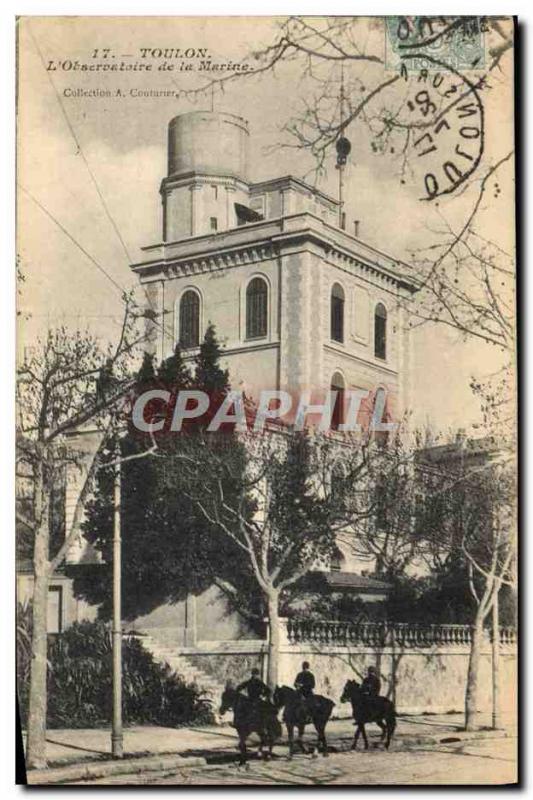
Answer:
xmin=210 ymin=217 xmax=218 ymax=232
xmin=47 ymin=586 xmax=63 ymax=634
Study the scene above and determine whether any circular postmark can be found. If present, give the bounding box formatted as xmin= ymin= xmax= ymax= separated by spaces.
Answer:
xmin=407 ymin=57 xmax=484 ymax=201
xmin=389 ymin=54 xmax=485 ymax=201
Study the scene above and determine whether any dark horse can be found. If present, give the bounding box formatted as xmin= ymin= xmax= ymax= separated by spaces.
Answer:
xmin=219 ymin=686 xmax=281 ymax=766
xmin=340 ymin=679 xmax=396 ymax=750
xmin=273 ymin=686 xmax=335 ymax=759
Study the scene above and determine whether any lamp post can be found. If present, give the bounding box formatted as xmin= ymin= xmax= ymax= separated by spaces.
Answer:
xmin=111 ymin=444 xmax=123 ymax=758
xmin=336 ymin=68 xmax=351 ymax=231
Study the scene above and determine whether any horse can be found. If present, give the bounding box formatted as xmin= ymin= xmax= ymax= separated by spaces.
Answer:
xmin=219 ymin=685 xmax=282 ymax=766
xmin=340 ymin=679 xmax=396 ymax=750
xmin=273 ymin=685 xmax=335 ymax=759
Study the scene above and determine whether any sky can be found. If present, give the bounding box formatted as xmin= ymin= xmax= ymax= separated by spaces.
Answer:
xmin=16 ymin=16 xmax=515 ymax=433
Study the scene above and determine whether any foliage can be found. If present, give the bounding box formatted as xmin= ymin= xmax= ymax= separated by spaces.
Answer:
xmin=289 ymin=578 xmax=378 ymax=623
xmin=73 ymin=325 xmax=251 ymax=624
xmin=17 ymin=620 xmax=214 ymax=729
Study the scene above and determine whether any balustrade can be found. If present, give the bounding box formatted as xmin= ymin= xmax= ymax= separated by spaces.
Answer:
xmin=285 ymin=619 xmax=517 ymax=647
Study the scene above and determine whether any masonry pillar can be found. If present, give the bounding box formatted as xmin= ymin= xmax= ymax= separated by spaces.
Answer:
xmin=184 ymin=594 xmax=197 ymax=646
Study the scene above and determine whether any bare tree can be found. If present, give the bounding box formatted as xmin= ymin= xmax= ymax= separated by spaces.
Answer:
xmin=16 ymin=298 xmax=145 ymax=769
xmin=461 ymin=458 xmax=515 ymax=730
xmin=337 ymin=435 xmax=425 ymax=578
xmin=417 ymin=431 xmax=516 ymax=731
xmin=174 ymin=428 xmax=382 ymax=688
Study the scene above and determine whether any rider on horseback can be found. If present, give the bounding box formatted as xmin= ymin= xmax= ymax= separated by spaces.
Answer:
xmin=294 ymin=661 xmax=315 ymax=713
xmin=236 ymin=668 xmax=271 ymax=709
xmin=234 ymin=669 xmax=272 ymax=721
xmin=361 ymin=665 xmax=381 ymax=698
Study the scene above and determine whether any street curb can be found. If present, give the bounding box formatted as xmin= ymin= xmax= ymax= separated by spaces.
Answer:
xmin=27 ymin=753 xmax=207 ymax=785
xmin=400 ymin=730 xmax=514 ymax=748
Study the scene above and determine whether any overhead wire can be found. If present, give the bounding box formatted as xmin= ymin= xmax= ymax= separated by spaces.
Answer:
xmin=25 ymin=22 xmax=175 ymax=345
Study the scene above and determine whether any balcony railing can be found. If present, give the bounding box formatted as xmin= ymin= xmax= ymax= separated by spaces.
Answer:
xmin=285 ymin=619 xmax=517 ymax=647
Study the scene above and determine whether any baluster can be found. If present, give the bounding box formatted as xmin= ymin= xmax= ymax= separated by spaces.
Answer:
xmin=352 ymin=622 xmax=360 ymax=645
xmin=287 ymin=618 xmax=294 ymax=643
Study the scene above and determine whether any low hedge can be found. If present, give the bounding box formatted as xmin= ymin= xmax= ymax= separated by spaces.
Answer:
xmin=17 ymin=615 xmax=214 ymax=729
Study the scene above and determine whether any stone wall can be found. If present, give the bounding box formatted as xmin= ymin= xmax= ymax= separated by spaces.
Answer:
xmin=183 ymin=621 xmax=517 ymax=717
xmin=276 ymin=641 xmax=517 ymax=715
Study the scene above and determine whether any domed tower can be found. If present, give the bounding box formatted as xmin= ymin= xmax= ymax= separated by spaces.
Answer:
xmin=161 ymin=110 xmax=251 ymax=242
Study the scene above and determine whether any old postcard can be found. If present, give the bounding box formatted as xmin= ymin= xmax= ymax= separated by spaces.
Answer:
xmin=16 ymin=15 xmax=517 ymax=786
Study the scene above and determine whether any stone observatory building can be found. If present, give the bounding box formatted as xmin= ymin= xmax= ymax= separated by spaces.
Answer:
xmin=131 ymin=110 xmax=417 ymax=420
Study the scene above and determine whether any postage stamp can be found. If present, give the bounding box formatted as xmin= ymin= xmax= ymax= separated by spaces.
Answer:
xmin=385 ymin=16 xmax=486 ymax=72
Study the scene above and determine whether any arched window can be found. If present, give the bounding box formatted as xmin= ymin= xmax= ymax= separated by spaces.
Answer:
xmin=374 ymin=303 xmax=387 ymax=360
xmin=331 ymin=371 xmax=345 ymax=431
xmin=331 ymin=283 xmax=345 ymax=343
xmin=179 ymin=290 xmax=200 ymax=349
xmin=246 ymin=277 xmax=268 ymax=339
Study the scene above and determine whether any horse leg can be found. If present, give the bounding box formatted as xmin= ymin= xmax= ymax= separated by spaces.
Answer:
xmin=238 ymin=732 xmax=248 ymax=767
xmin=296 ymin=724 xmax=307 ymax=753
xmin=297 ymin=724 xmax=308 ymax=755
xmin=377 ymin=719 xmax=387 ymax=741
xmin=351 ymin=723 xmax=360 ymax=750
xmin=316 ymin=722 xmax=329 ymax=758
xmin=286 ymin=723 xmax=294 ymax=760
xmin=360 ymin=723 xmax=369 ymax=750
xmin=385 ymin=712 xmax=396 ymax=750
xmin=263 ymin=734 xmax=271 ymax=761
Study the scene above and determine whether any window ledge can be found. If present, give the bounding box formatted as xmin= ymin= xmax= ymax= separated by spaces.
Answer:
xmin=245 ymin=334 xmax=269 ymax=343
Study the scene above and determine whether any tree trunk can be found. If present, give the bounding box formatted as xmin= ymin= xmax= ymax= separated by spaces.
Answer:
xmin=266 ymin=591 xmax=280 ymax=691
xmin=26 ymin=570 xmax=49 ymax=769
xmin=26 ymin=461 xmax=50 ymax=770
xmin=465 ymin=614 xmax=484 ymax=731
xmin=492 ymin=590 xmax=501 ymax=729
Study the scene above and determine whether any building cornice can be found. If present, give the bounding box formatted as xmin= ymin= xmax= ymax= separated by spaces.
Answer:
xmin=250 ymin=175 xmax=340 ymax=210
xmin=131 ymin=212 xmax=419 ymax=295
xmin=323 ymin=342 xmax=399 ymax=378
xmin=160 ymin=171 xmax=249 ymax=196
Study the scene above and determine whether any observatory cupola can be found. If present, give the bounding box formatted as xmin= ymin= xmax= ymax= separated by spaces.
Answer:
xmin=160 ymin=110 xmax=252 ymax=242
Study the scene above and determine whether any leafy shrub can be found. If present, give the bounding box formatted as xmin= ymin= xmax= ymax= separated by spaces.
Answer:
xmin=16 ymin=600 xmax=33 ymax=722
xmin=17 ymin=617 xmax=214 ymax=729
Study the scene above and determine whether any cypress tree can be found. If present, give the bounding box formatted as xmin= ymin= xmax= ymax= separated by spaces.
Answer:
xmin=158 ymin=344 xmax=191 ymax=389
xmin=194 ymin=323 xmax=229 ymax=395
